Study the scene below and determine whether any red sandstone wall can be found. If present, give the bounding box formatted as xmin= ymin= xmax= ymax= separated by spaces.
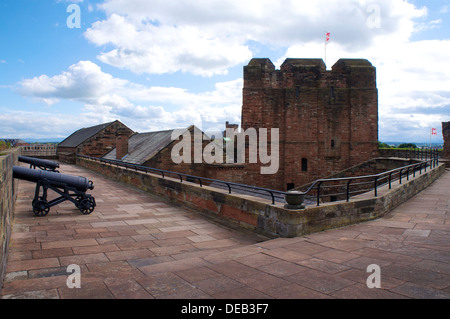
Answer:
xmin=443 ymin=122 xmax=450 ymax=159
xmin=78 ymin=122 xmax=134 ymax=158
xmin=77 ymin=156 xmax=445 ymax=238
xmin=238 ymin=58 xmax=379 ymax=191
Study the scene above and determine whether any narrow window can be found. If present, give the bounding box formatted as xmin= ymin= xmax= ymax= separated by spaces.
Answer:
xmin=331 ymin=140 xmax=335 ymax=148
xmin=295 ymin=86 xmax=300 ymax=98
xmin=301 ymin=158 xmax=308 ymax=172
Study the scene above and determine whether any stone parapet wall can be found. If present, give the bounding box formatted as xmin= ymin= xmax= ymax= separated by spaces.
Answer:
xmin=57 ymin=151 xmax=77 ymax=164
xmin=379 ymin=148 xmax=442 ymax=159
xmin=443 ymin=121 xmax=450 ymax=159
xmin=21 ymin=144 xmax=57 ymax=158
xmin=77 ymin=157 xmax=445 ymax=238
xmin=0 ymin=148 xmax=20 ymax=293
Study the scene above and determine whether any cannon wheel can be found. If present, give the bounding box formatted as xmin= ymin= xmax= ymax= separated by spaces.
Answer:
xmin=33 ymin=200 xmax=50 ymax=217
xmin=78 ymin=197 xmax=95 ymax=215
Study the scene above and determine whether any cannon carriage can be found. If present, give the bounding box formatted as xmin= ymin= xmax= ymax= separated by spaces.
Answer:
xmin=13 ymin=163 xmax=96 ymax=217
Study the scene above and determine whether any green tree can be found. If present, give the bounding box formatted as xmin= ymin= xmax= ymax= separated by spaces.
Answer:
xmin=398 ymin=143 xmax=417 ymax=149
xmin=0 ymin=140 xmax=8 ymax=151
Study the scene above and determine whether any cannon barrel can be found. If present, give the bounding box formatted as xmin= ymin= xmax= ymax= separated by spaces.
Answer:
xmin=13 ymin=166 xmax=93 ymax=192
xmin=18 ymin=156 xmax=60 ymax=170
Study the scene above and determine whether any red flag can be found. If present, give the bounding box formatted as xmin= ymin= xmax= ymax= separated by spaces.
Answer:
xmin=325 ymin=32 xmax=330 ymax=44
xmin=431 ymin=128 xmax=437 ymax=135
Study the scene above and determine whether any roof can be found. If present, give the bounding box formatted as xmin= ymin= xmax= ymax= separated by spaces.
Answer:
xmin=103 ymin=129 xmax=176 ymax=165
xmin=58 ymin=121 xmax=116 ymax=148
xmin=103 ymin=125 xmax=207 ymax=165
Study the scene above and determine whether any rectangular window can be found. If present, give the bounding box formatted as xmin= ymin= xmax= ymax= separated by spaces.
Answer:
xmin=301 ymin=158 xmax=308 ymax=172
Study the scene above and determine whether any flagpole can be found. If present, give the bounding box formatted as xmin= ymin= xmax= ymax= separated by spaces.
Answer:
xmin=429 ymin=126 xmax=432 ymax=149
xmin=324 ymin=32 xmax=330 ymax=69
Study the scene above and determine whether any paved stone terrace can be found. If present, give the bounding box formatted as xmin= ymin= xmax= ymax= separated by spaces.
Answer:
xmin=1 ymin=165 xmax=449 ymax=299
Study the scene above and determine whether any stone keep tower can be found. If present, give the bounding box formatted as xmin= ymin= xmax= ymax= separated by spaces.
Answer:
xmin=241 ymin=58 xmax=379 ymax=190
xmin=443 ymin=121 xmax=450 ymax=159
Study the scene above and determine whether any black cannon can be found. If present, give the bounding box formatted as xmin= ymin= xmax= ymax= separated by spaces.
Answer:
xmin=13 ymin=166 xmax=96 ymax=217
xmin=18 ymin=155 xmax=60 ymax=172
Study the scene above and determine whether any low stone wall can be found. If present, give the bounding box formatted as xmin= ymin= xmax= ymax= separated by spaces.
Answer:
xmin=379 ymin=148 xmax=442 ymax=159
xmin=58 ymin=151 xmax=76 ymax=164
xmin=77 ymin=157 xmax=445 ymax=238
xmin=21 ymin=144 xmax=57 ymax=158
xmin=0 ymin=148 xmax=20 ymax=292
xmin=275 ymin=163 xmax=445 ymax=236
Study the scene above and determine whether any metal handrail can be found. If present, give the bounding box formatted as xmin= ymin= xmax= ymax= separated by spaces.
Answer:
xmin=302 ymin=158 xmax=438 ymax=206
xmin=78 ymin=155 xmax=285 ymax=204
xmin=78 ymin=154 xmax=439 ymax=207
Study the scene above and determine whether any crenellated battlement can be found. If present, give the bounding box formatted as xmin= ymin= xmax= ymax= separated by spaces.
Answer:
xmin=241 ymin=57 xmax=379 ymax=190
xmin=244 ymin=58 xmax=376 ymax=89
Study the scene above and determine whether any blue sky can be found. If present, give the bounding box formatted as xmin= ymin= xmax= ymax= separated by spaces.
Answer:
xmin=0 ymin=0 xmax=449 ymax=143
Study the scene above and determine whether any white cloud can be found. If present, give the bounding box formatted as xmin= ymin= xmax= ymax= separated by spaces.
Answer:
xmin=9 ymin=0 xmax=449 ymax=143
xmin=0 ymin=110 xmax=96 ymax=139
xmin=17 ymin=61 xmax=128 ymax=105
xmin=16 ymin=60 xmax=243 ymax=133
xmin=280 ymin=35 xmax=450 ymax=142
xmin=85 ymin=0 xmax=428 ymax=77
xmin=85 ymin=13 xmax=252 ymax=76
xmin=415 ymin=18 xmax=442 ymax=32
xmin=440 ymin=5 xmax=450 ymax=13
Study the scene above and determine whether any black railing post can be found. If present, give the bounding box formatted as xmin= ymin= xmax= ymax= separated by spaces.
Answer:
xmin=268 ymin=191 xmax=275 ymax=205
xmin=346 ymin=180 xmax=352 ymax=202
xmin=374 ymin=177 xmax=379 ymax=197
xmin=317 ymin=181 xmax=322 ymax=206
xmin=389 ymin=172 xmax=392 ymax=189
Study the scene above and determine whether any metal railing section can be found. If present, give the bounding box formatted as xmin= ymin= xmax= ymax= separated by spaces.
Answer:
xmin=380 ymin=148 xmax=441 ymax=161
xmin=77 ymin=155 xmax=285 ymax=204
xmin=301 ymin=157 xmax=439 ymax=206
xmin=78 ymin=155 xmax=440 ymax=207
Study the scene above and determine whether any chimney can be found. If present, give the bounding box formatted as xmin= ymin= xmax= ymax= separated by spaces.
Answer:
xmin=115 ymin=128 xmax=129 ymax=160
xmin=225 ymin=121 xmax=239 ymax=131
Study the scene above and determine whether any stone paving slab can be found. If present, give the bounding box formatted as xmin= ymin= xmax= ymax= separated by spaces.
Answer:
xmin=1 ymin=164 xmax=449 ymax=299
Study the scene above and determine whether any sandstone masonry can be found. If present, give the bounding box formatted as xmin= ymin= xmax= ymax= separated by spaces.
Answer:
xmin=238 ymin=58 xmax=379 ymax=190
